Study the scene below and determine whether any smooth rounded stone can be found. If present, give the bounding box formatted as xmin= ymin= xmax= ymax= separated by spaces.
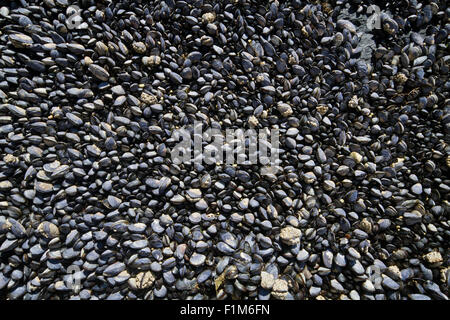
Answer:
xmin=188 ymin=212 xmax=202 ymax=224
xmin=35 ymin=181 xmax=53 ymax=193
xmin=67 ymin=88 xmax=93 ymax=98
xmin=0 ymin=273 xmax=9 ymax=290
xmin=347 ymin=247 xmax=361 ymax=260
xmin=86 ymin=145 xmax=101 ymax=157
xmin=424 ymin=281 xmax=447 ymax=300
xmin=154 ymin=286 xmax=167 ymax=298
xmin=235 ymin=170 xmax=250 ymax=183
xmin=94 ymin=231 xmax=107 ymax=241
xmin=106 ymin=292 xmax=124 ymax=300
xmin=279 ymin=226 xmax=301 ymax=245
xmin=111 ymin=85 xmax=125 ymax=95
xmin=346 ymin=190 xmax=359 ymax=203
xmin=103 ymin=262 xmax=126 ymax=277
xmin=362 ymin=279 xmax=376 ymax=293
xmin=0 ymin=239 xmax=18 ymax=252
xmin=51 ymin=165 xmax=70 ymax=179
xmin=331 ymin=279 xmax=345 ymax=292
xmin=411 ymin=183 xmax=423 ymax=195
xmin=350 ymin=151 xmax=363 ymax=163
xmin=199 ymin=174 xmax=211 ymax=188
xmin=382 ymin=276 xmax=400 ymax=291
xmin=169 ymin=72 xmax=183 ymax=84
xmin=186 ymin=188 xmax=202 ymax=202
xmin=195 ymin=199 xmax=208 ymax=211
xmin=30 ymin=244 xmax=45 ymax=257
xmin=27 ymin=60 xmax=46 ymax=72
xmin=7 ymin=105 xmax=26 ymax=117
xmin=198 ymin=269 xmax=212 ymax=283
xmin=349 ymin=290 xmax=360 ymax=300
xmin=61 ymin=247 xmax=79 ymax=260
xmin=130 ymin=240 xmax=148 ymax=250
xmin=128 ymin=223 xmax=146 ymax=233
xmin=351 ymin=260 xmax=365 ymax=275
xmin=174 ymin=244 xmax=187 ymax=260
xmin=354 ymin=170 xmax=367 ymax=178
xmin=150 ymin=262 xmax=162 ymax=273
xmin=88 ymin=64 xmax=110 ymax=81
xmin=336 ymin=166 xmax=350 ymax=176
xmin=296 ymin=249 xmax=309 ymax=262
xmin=409 ymin=294 xmax=431 ymax=300
xmin=244 ymin=213 xmax=255 ymax=225
xmin=0 ymin=6 xmax=8 ymax=17
xmin=9 ymin=33 xmax=33 ymax=48
xmin=175 ymin=278 xmax=197 ymax=291
xmin=0 ymin=124 xmax=14 ymax=134
xmin=401 ymin=268 xmax=414 ymax=281
xmin=216 ymin=242 xmax=235 ymax=255
xmin=170 ymin=195 xmax=185 ymax=204
xmin=43 ymin=161 xmax=60 ymax=173
xmin=322 ymin=251 xmax=334 ymax=268
xmin=189 ymin=253 xmax=206 ymax=267
xmin=86 ymin=250 xmax=100 ymax=262
xmin=271 ymin=279 xmax=288 ymax=300
xmin=427 ymin=224 xmax=437 ymax=233
xmin=404 ymin=211 xmax=422 ymax=225
xmin=378 ymin=219 xmax=391 ymax=230
xmin=337 ymin=19 xmax=356 ymax=33
xmin=151 ymin=220 xmax=164 ymax=233
xmin=323 ymin=180 xmax=335 ymax=191
xmin=100 ymin=180 xmax=112 ymax=192
xmin=159 ymin=215 xmax=173 ymax=226
xmin=107 ymin=195 xmax=122 ymax=209
xmin=128 ymin=271 xmax=155 ymax=290
xmin=0 ymin=180 xmax=13 ymax=190
xmin=220 ymin=233 xmax=238 ymax=250
xmin=334 ymin=253 xmax=346 ymax=267
xmin=104 ymin=137 xmax=116 ymax=150
xmin=214 ymin=181 xmax=225 ymax=190
xmin=66 ymin=43 xmax=85 ymax=54
xmin=261 ymin=86 xmax=275 ymax=94
xmin=238 ymin=198 xmax=249 ymax=210
xmin=303 ymin=172 xmax=317 ymax=183
xmin=309 ymin=286 xmax=321 ymax=297
xmin=113 ymin=96 xmax=127 ymax=107
xmin=260 ymin=271 xmax=275 ymax=290
xmin=8 ymin=286 xmax=26 ymax=299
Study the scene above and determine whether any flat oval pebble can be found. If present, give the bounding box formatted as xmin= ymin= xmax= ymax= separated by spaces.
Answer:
xmin=189 ymin=253 xmax=206 ymax=267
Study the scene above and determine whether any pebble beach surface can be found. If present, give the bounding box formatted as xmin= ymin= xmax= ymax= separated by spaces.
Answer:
xmin=0 ymin=0 xmax=449 ymax=300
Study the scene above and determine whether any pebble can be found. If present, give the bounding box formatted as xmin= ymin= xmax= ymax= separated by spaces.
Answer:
xmin=260 ymin=271 xmax=275 ymax=290
xmin=271 ymin=279 xmax=288 ymax=300
xmin=128 ymin=271 xmax=155 ymax=290
xmin=279 ymin=226 xmax=301 ymax=245
xmin=411 ymin=183 xmax=423 ymax=195
xmin=88 ymin=64 xmax=110 ymax=81
xmin=382 ymin=276 xmax=400 ymax=291
xmin=189 ymin=253 xmax=206 ymax=267
xmin=423 ymin=251 xmax=443 ymax=265
xmin=104 ymin=262 xmax=126 ymax=277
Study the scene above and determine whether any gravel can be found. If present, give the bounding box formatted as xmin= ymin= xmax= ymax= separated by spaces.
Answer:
xmin=0 ymin=0 xmax=448 ymax=301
